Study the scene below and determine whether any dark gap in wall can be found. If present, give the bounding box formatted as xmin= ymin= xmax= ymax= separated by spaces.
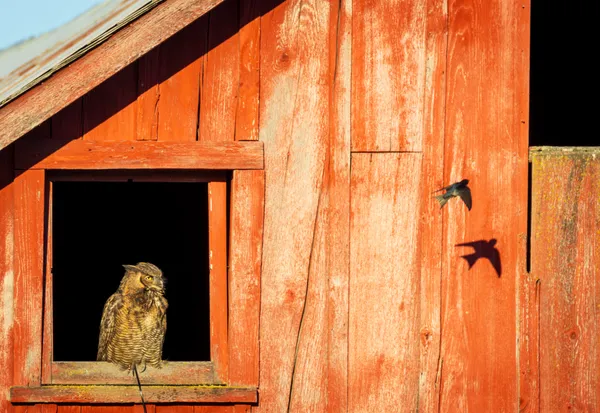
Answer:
xmin=526 ymin=161 xmax=533 ymax=273
xmin=52 ymin=182 xmax=210 ymax=362
xmin=529 ymin=0 xmax=597 ymax=146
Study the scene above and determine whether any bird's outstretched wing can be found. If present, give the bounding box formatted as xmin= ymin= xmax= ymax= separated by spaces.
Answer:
xmin=460 ymin=253 xmax=478 ymax=268
xmin=455 ymin=240 xmax=483 ymax=250
xmin=97 ymin=293 xmax=123 ymax=361
xmin=490 ymin=248 xmax=502 ymax=277
xmin=432 ymin=184 xmax=452 ymax=193
xmin=457 ymin=186 xmax=472 ymax=210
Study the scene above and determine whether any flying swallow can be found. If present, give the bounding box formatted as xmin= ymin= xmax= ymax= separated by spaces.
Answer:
xmin=456 ymin=239 xmax=501 ymax=277
xmin=434 ymin=179 xmax=472 ymax=210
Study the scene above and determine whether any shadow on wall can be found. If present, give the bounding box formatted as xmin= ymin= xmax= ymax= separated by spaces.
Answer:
xmin=4 ymin=0 xmax=286 ymax=182
xmin=456 ymin=239 xmax=502 ymax=277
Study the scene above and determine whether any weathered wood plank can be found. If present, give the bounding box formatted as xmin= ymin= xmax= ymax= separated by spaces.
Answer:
xmin=532 ymin=153 xmax=600 ymax=412
xmin=326 ymin=0 xmax=351 ymax=411
xmin=156 ymin=19 xmax=207 ymax=142
xmin=15 ymin=140 xmax=264 ymax=170
xmin=157 ymin=406 xmax=192 ymax=413
xmin=351 ymin=0 xmax=427 ymax=151
xmin=0 ymin=0 xmax=226 ymax=150
xmin=0 ymin=145 xmax=14 ymax=413
xmin=52 ymin=99 xmax=83 ymax=142
xmin=209 ymin=182 xmax=229 ymax=383
xmin=288 ymin=182 xmax=328 ymax=413
xmin=198 ymin=0 xmax=239 ymax=143
xmin=11 ymin=386 xmax=257 ymax=404
xmin=228 ymin=170 xmax=264 ymax=387
xmin=57 ymin=406 xmax=82 ymax=413
xmin=439 ymin=0 xmax=529 ymax=410
xmin=136 ymin=49 xmax=161 ymax=142
xmin=255 ymin=0 xmax=330 ymax=411
xmin=13 ymin=168 xmax=46 ymax=387
xmin=50 ymin=361 xmax=214 ymax=385
xmin=416 ymin=0 xmax=447 ymax=410
xmin=41 ymin=181 xmax=53 ymax=384
xmin=41 ymin=405 xmax=57 ymax=413
xmin=236 ymin=0 xmax=261 ymax=141
xmin=82 ymin=63 xmax=138 ymax=142
xmin=348 ymin=153 xmax=422 ymax=412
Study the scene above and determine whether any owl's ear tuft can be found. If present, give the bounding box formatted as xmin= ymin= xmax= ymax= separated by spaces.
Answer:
xmin=123 ymin=264 xmax=137 ymax=273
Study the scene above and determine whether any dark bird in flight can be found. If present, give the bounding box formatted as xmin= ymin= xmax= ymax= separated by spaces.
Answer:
xmin=434 ymin=179 xmax=472 ymax=210
xmin=456 ymin=239 xmax=501 ymax=277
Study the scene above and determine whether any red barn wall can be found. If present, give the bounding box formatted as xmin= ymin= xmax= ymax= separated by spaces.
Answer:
xmin=7 ymin=0 xmax=592 ymax=412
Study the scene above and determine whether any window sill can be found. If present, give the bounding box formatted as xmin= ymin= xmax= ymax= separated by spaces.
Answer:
xmin=10 ymin=385 xmax=257 ymax=404
xmin=49 ymin=361 xmax=217 ymax=385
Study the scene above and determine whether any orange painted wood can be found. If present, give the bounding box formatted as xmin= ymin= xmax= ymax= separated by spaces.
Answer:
xmin=416 ymin=0 xmax=447 ymax=410
xmin=439 ymin=0 xmax=529 ymax=410
xmin=516 ymin=4 xmax=535 ymax=413
xmin=532 ymin=152 xmax=600 ymax=412
xmin=326 ymin=0 xmax=351 ymax=411
xmin=288 ymin=182 xmax=328 ymax=413
xmin=209 ymin=182 xmax=229 ymax=383
xmin=41 ymin=181 xmax=53 ymax=384
xmin=52 ymin=99 xmax=83 ymax=142
xmin=50 ymin=361 xmax=214 ymax=385
xmin=0 ymin=145 xmax=14 ymax=413
xmin=156 ymin=19 xmax=207 ymax=142
xmin=228 ymin=170 xmax=264 ymax=386
xmin=519 ymin=270 xmax=540 ymax=413
xmin=236 ymin=0 xmax=260 ymax=141
xmin=351 ymin=0 xmax=426 ymax=151
xmin=13 ymin=168 xmax=46 ymax=387
xmin=41 ymin=405 xmax=57 ymax=413
xmin=348 ymin=153 xmax=422 ymax=412
xmin=82 ymin=63 xmax=138 ymax=142
xmin=198 ymin=0 xmax=239 ymax=143
xmin=255 ymin=0 xmax=330 ymax=410
xmin=57 ymin=406 xmax=82 ymax=413
xmin=0 ymin=0 xmax=226 ymax=150
xmin=12 ymin=405 xmax=28 ymax=413
xmin=11 ymin=385 xmax=258 ymax=404
xmin=136 ymin=49 xmax=161 ymax=141
xmin=157 ymin=407 xmax=192 ymax=413
xmin=15 ymin=140 xmax=264 ymax=170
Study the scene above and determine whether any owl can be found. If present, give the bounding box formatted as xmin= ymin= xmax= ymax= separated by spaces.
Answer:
xmin=97 ymin=262 xmax=168 ymax=371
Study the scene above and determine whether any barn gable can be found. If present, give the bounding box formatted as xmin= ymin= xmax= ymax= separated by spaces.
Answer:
xmin=1 ymin=0 xmax=599 ymax=412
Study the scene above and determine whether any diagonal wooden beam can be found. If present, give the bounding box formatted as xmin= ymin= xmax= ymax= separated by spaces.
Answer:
xmin=0 ymin=0 xmax=225 ymax=152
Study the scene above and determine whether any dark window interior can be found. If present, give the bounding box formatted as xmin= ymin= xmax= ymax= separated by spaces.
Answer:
xmin=529 ymin=1 xmax=596 ymax=146
xmin=52 ymin=181 xmax=211 ymax=362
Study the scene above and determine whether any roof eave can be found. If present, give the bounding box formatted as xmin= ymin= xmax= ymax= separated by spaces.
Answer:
xmin=0 ymin=0 xmax=224 ymax=152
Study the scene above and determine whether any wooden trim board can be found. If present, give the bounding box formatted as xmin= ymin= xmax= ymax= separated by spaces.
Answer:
xmin=16 ymin=140 xmax=264 ymax=170
xmin=10 ymin=385 xmax=257 ymax=404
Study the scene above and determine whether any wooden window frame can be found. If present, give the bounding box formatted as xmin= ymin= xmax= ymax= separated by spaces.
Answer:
xmin=11 ymin=140 xmax=264 ymax=404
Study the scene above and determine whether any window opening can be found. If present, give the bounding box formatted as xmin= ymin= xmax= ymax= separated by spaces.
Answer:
xmin=52 ymin=181 xmax=211 ymax=362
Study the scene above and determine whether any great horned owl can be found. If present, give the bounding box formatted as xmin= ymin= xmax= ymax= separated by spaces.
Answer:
xmin=97 ymin=262 xmax=168 ymax=371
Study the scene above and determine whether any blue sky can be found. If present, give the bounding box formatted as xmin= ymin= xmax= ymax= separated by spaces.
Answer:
xmin=0 ymin=0 xmax=103 ymax=50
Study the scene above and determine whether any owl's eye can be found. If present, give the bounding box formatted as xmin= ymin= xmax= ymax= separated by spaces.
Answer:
xmin=145 ymin=275 xmax=153 ymax=281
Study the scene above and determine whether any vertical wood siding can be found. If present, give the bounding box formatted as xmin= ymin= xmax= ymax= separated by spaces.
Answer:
xmin=0 ymin=145 xmax=15 ymax=413
xmin=533 ymin=153 xmax=600 ymax=412
xmin=438 ymin=0 xmax=528 ymax=411
xmin=1 ymin=0 xmax=535 ymax=411
xmin=349 ymin=153 xmax=422 ymax=411
xmin=256 ymin=0 xmax=330 ymax=411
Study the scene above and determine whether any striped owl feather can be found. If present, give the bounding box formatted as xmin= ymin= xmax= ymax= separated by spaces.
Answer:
xmin=97 ymin=262 xmax=168 ymax=371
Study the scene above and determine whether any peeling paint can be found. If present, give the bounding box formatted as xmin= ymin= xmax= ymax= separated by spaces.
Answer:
xmin=0 ymin=270 xmax=14 ymax=341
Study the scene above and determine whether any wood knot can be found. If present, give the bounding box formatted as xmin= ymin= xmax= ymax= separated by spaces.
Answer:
xmin=420 ymin=328 xmax=433 ymax=346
